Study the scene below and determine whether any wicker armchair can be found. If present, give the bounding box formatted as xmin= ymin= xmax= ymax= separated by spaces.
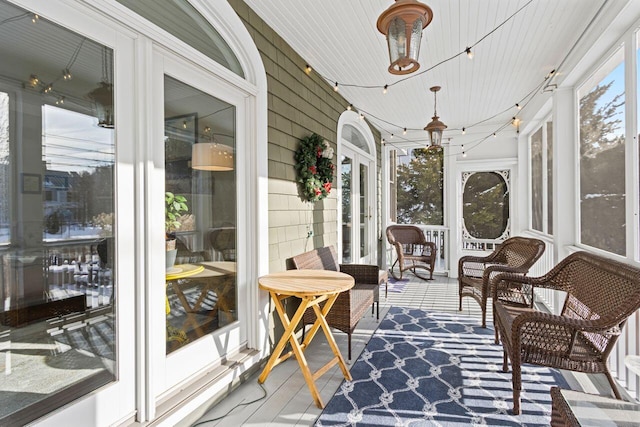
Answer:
xmin=386 ymin=225 xmax=437 ymax=281
xmin=492 ymin=251 xmax=640 ymax=415
xmin=290 ymin=246 xmax=387 ymax=360
xmin=458 ymin=236 xmax=545 ymax=328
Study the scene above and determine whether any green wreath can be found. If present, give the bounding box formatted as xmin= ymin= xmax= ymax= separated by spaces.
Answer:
xmin=294 ymin=133 xmax=335 ymax=202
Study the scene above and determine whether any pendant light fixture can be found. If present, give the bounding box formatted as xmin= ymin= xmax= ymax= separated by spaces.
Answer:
xmin=376 ymin=0 xmax=433 ymax=75
xmin=424 ymin=85 xmax=447 ymax=148
xmin=191 ymin=127 xmax=234 ymax=171
xmin=88 ymin=47 xmax=114 ymax=128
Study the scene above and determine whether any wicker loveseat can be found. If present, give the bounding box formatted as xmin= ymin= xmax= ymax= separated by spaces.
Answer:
xmin=492 ymin=251 xmax=640 ymax=415
xmin=290 ymin=246 xmax=387 ymax=360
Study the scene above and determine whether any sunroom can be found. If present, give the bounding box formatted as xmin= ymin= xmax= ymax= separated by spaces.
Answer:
xmin=0 ymin=0 xmax=639 ymax=426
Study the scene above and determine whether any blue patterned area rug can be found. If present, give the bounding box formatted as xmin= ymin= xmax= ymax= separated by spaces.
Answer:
xmin=316 ymin=307 xmax=568 ymax=426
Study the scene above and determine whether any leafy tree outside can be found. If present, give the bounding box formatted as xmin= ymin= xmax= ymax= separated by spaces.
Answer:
xmin=579 ymin=79 xmax=625 ymax=255
xmin=395 ymin=148 xmax=443 ymax=225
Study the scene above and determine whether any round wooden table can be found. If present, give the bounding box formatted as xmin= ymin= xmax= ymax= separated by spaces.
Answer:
xmin=257 ymin=269 xmax=354 ymax=409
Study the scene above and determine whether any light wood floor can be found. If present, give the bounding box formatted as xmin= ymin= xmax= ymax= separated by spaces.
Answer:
xmin=185 ymin=274 xmax=492 ymax=427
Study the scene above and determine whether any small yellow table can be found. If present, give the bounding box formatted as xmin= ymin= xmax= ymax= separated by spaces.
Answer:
xmin=165 ymin=264 xmax=205 ymax=314
xmin=257 ymin=269 xmax=354 ymax=408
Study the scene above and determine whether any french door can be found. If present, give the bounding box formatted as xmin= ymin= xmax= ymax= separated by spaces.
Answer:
xmin=149 ymin=49 xmax=248 ymax=401
xmin=341 ymin=146 xmax=375 ymax=264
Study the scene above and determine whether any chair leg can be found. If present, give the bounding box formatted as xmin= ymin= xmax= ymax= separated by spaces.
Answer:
xmin=605 ymin=370 xmax=622 ymax=399
xmin=348 ymin=333 xmax=352 ymax=361
xmin=512 ymin=361 xmax=522 ymax=415
xmin=481 ymin=305 xmax=487 ymax=328
xmin=502 ymin=350 xmax=508 ymax=372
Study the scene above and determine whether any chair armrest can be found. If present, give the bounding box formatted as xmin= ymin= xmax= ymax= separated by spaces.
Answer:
xmin=421 ymin=241 xmax=437 ymax=256
xmin=340 ymin=263 xmax=380 ymax=284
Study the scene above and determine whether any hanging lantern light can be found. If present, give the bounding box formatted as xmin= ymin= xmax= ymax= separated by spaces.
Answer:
xmin=88 ymin=47 xmax=114 ymax=129
xmin=376 ymin=0 xmax=433 ymax=75
xmin=424 ymin=86 xmax=447 ymax=148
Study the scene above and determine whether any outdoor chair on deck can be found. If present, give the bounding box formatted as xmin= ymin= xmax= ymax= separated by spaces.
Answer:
xmin=386 ymin=225 xmax=437 ymax=281
xmin=492 ymin=251 xmax=640 ymax=415
xmin=458 ymin=236 xmax=545 ymax=328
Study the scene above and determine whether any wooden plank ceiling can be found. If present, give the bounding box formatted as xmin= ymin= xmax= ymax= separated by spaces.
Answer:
xmin=244 ymin=0 xmax=605 ymax=147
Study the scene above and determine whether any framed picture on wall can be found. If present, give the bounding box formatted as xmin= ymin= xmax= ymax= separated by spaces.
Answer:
xmin=21 ymin=173 xmax=42 ymax=194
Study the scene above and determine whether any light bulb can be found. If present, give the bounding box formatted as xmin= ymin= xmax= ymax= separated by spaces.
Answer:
xmin=383 ymin=84 xmax=388 ymax=94
xmin=463 ymin=151 xmax=467 ymax=158
xmin=462 ymin=127 xmax=466 ymax=135
xmin=465 ymin=47 xmax=473 ymax=59
xmin=359 ymin=113 xmax=364 ymax=120
xmin=493 ymin=133 xmax=497 ymax=138
xmin=32 ymin=14 xmax=39 ymax=23
xmin=382 ymin=138 xmax=386 ymax=144
xmin=334 ymin=82 xmax=339 ymax=92
xmin=305 ymin=64 xmax=312 ymax=74
xmin=516 ymin=103 xmax=521 ymax=110
xmin=183 ymin=121 xmax=187 ymax=129
xmin=390 ymin=134 xmax=394 ymax=139
xmin=347 ymin=104 xmax=352 ymax=111
xmin=55 ymin=96 xmax=65 ymax=105
xmin=403 ymin=128 xmax=407 ymax=135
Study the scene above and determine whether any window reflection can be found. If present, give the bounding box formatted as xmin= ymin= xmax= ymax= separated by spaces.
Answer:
xmin=0 ymin=1 xmax=115 ymax=424
xmin=164 ymin=76 xmax=237 ymax=354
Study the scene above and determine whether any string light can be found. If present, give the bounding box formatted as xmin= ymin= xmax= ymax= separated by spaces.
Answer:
xmin=314 ymin=0 xmax=533 ymax=91
xmin=383 ymin=84 xmax=388 ymax=94
xmin=462 ymin=145 xmax=467 ymax=157
xmin=43 ymin=84 xmax=52 ymax=93
xmin=28 ymin=74 xmax=38 ymax=87
xmin=55 ymin=96 xmax=65 ymax=105
xmin=390 ymin=133 xmax=394 ymax=139
xmin=465 ymin=47 xmax=474 ymax=59
xmin=359 ymin=113 xmax=364 ymax=120
xmin=334 ymin=82 xmax=339 ymax=92
xmin=403 ymin=128 xmax=407 ymax=135
xmin=62 ymin=68 xmax=72 ymax=80
xmin=516 ymin=103 xmax=521 ymax=110
xmin=305 ymin=64 xmax=312 ymax=74
xmin=347 ymin=104 xmax=352 ymax=110
xmin=183 ymin=121 xmax=187 ymax=129
xmin=462 ymin=127 xmax=466 ymax=135
xmin=31 ymin=14 xmax=39 ymax=23
xmin=382 ymin=138 xmax=386 ymax=144
xmin=493 ymin=132 xmax=497 ymax=138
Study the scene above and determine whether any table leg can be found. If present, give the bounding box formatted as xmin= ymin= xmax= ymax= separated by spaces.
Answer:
xmin=310 ymin=295 xmax=351 ymax=381
xmin=258 ymin=292 xmax=331 ymax=408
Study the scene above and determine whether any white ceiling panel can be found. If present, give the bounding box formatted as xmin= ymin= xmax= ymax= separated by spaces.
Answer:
xmin=244 ymin=0 xmax=606 ymax=146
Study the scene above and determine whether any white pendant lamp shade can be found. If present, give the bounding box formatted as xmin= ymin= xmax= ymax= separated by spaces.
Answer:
xmin=191 ymin=142 xmax=234 ymax=171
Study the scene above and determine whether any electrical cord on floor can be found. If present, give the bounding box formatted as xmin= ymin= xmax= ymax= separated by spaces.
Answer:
xmin=191 ymin=382 xmax=268 ymax=426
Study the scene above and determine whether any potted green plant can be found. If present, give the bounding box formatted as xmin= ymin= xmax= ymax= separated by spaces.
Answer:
xmin=165 ymin=191 xmax=188 ymax=269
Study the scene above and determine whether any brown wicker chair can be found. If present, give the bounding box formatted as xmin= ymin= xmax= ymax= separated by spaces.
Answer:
xmin=458 ymin=236 xmax=546 ymax=328
xmin=386 ymin=225 xmax=437 ymax=281
xmin=492 ymin=251 xmax=640 ymax=415
xmin=290 ymin=246 xmax=387 ymax=360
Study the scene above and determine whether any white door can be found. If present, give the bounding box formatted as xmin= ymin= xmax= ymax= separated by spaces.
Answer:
xmin=149 ymin=49 xmax=248 ymax=400
xmin=341 ymin=145 xmax=375 ymax=264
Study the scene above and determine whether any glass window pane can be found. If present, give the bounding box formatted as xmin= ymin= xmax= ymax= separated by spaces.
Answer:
xmin=359 ymin=163 xmax=368 ymax=258
xmin=388 ymin=150 xmax=397 ymax=223
xmin=546 ymin=121 xmax=553 ymax=235
xmin=395 ymin=148 xmax=443 ymax=225
xmin=342 ymin=124 xmax=369 ymax=154
xmin=341 ymin=156 xmax=352 ymax=263
xmin=164 ymin=76 xmax=237 ymax=354
xmin=579 ymin=48 xmax=625 ymax=255
xmin=531 ymin=128 xmax=543 ymax=231
xmin=116 ymin=0 xmax=243 ymax=78
xmin=0 ymin=2 xmax=115 ymax=424
xmin=463 ymin=172 xmax=509 ymax=239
